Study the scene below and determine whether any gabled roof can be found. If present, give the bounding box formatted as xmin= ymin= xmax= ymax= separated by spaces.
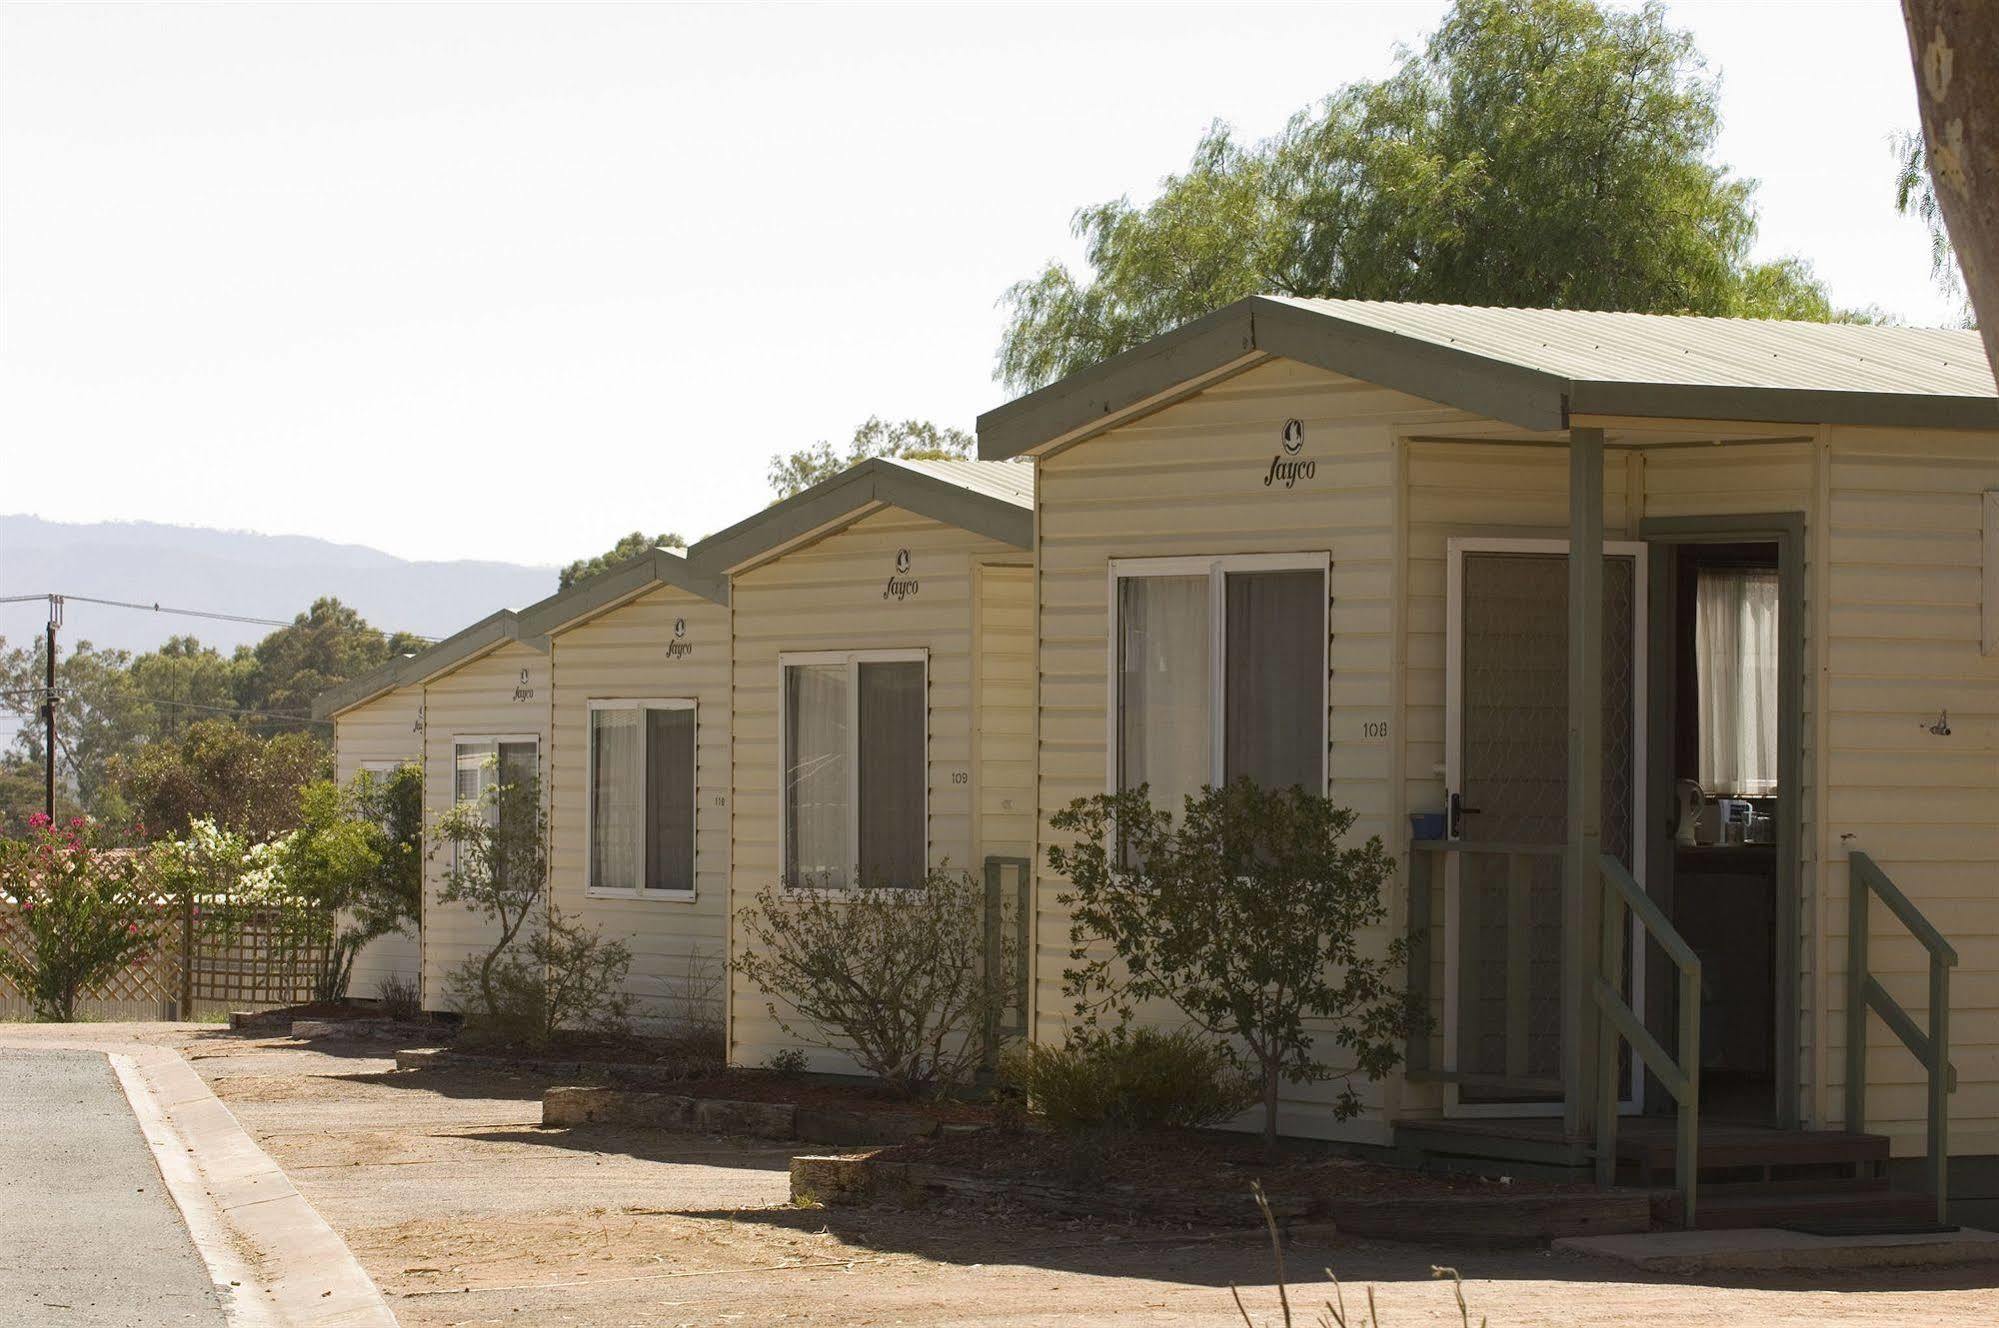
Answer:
xmin=311 ymin=608 xmax=541 ymax=721
xmin=515 ymin=546 xmax=725 ymax=639
xmin=976 ymin=296 xmax=1999 ymax=457
xmin=688 ymin=456 xmax=1033 ymax=572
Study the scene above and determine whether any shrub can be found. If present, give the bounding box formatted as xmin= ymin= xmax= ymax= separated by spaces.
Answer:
xmin=376 ymin=974 xmax=421 ymax=1022
xmin=732 ymin=866 xmax=1014 ymax=1098
xmin=1000 ymin=1027 xmax=1259 ymax=1133
xmin=432 ymin=775 xmax=632 ymax=1046
xmin=764 ymin=1047 xmax=810 ymax=1077
xmin=1049 ymin=778 xmax=1423 ymax=1152
xmin=0 ymin=815 xmax=157 ymax=1022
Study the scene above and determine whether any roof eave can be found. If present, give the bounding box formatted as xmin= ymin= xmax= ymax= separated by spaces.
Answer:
xmin=689 ymin=459 xmax=1031 ymax=573
xmin=1570 ymin=380 xmax=1999 ymax=432
xmin=515 ymin=548 xmax=726 ymax=639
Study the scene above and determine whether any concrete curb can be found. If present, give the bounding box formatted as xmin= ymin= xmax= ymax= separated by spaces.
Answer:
xmin=0 ymin=1031 xmax=396 ymax=1327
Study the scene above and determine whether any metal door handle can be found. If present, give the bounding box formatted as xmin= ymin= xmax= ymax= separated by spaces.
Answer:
xmin=1449 ymin=791 xmax=1481 ymax=838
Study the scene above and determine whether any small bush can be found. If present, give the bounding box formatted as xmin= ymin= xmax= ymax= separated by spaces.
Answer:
xmin=999 ymin=1027 xmax=1259 ymax=1133
xmin=376 ymin=974 xmax=421 ymax=1022
xmin=0 ymin=815 xmax=156 ymax=1022
xmin=447 ymin=908 xmax=633 ymax=1049
xmin=764 ymin=1047 xmax=810 ymax=1077
xmin=732 ymin=866 xmax=1014 ymax=1099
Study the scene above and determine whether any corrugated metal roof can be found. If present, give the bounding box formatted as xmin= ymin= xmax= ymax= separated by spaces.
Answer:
xmin=883 ymin=457 xmax=1035 ymax=507
xmin=1274 ymin=298 xmax=1995 ymax=399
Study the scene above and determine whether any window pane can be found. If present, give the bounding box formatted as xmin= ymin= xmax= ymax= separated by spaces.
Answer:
xmin=590 ymin=710 xmax=641 ymax=890
xmin=785 ymin=664 xmax=850 ymax=887
xmin=645 ymin=707 xmax=696 ymax=893
xmin=1117 ymin=575 xmax=1210 ymax=812
xmin=858 ymin=661 xmax=924 ymax=887
xmin=454 ymin=740 xmax=497 ymax=808
xmin=1225 ymin=569 xmax=1324 ymax=793
xmin=495 ymin=741 xmax=539 ymax=891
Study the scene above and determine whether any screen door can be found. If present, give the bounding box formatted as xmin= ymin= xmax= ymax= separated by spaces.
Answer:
xmin=1443 ymin=539 xmax=1647 ymax=1114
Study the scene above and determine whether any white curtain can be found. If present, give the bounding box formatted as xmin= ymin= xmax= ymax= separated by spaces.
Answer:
xmin=785 ymin=664 xmax=850 ymax=887
xmin=590 ymin=709 xmax=641 ymax=890
xmin=1696 ymin=568 xmax=1779 ymax=796
xmin=1118 ymin=574 xmax=1210 ymax=814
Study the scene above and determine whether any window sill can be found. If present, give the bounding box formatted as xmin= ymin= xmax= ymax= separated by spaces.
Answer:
xmin=584 ymin=887 xmax=698 ymax=903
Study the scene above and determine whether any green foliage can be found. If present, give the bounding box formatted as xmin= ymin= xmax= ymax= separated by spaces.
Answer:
xmin=112 ymin=719 xmax=329 ymax=842
xmin=376 ymin=973 xmax=421 ymax=1022
xmin=765 ymin=417 xmax=975 ymax=500
xmin=558 ymin=532 xmax=688 ymax=591
xmin=432 ymin=770 xmax=549 ymax=1025
xmin=1048 ymin=779 xmax=1420 ymax=1151
xmin=763 ymin=1046 xmax=810 ymax=1077
xmin=0 ymin=637 xmax=151 ymax=822
xmin=731 ymin=867 xmax=1015 ymax=1098
xmin=268 ymin=770 xmax=420 ymax=1003
xmin=349 ymin=763 xmax=422 ymax=950
xmin=998 ymin=0 xmax=1857 ymax=391
xmin=0 ymin=815 xmax=157 ymax=1021
xmin=999 ymin=1027 xmax=1259 ymax=1133
xmin=1894 ymin=129 xmax=1972 ymax=324
xmin=237 ymin=597 xmax=424 ymax=730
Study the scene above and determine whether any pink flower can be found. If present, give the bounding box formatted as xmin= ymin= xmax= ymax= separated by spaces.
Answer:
xmin=28 ymin=813 xmax=50 ymax=830
xmin=127 ymin=923 xmax=139 ymax=935
xmin=68 ymin=817 xmax=84 ymax=830
xmin=19 ymin=901 xmax=32 ymax=914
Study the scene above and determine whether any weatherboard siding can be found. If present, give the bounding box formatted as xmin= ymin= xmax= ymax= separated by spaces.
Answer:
xmin=420 ymin=639 xmax=551 ymax=1012
xmin=332 ymin=684 xmax=424 ymax=1001
xmin=1033 ymin=357 xmax=1469 ymax=1143
xmin=1818 ymin=424 xmax=1999 ymax=1157
xmin=547 ymin=585 xmax=731 ymax=1032
xmin=726 ymin=506 xmax=1030 ymax=1071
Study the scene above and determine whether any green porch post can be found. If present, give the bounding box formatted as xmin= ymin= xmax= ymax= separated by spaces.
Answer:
xmin=1563 ymin=427 xmax=1606 ymax=1138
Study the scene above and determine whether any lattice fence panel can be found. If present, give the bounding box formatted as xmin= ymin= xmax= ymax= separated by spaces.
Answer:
xmin=0 ymin=901 xmax=334 ymax=1020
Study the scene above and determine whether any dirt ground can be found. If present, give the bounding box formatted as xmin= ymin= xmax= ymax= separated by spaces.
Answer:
xmin=150 ymin=1025 xmax=1999 ymax=1327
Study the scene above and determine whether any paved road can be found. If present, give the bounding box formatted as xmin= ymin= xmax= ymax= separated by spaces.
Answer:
xmin=0 ymin=1047 xmax=225 ymax=1326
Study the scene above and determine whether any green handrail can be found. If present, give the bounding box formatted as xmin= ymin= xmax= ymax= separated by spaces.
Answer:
xmin=1593 ymin=853 xmax=1702 ymax=1228
xmin=1846 ymin=850 xmax=1957 ymax=1225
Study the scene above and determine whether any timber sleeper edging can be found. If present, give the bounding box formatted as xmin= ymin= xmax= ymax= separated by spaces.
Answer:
xmin=393 ymin=1046 xmax=711 ymax=1090
xmin=541 ymin=1084 xmax=955 ymax=1145
xmin=788 ymin=1154 xmax=1654 ymax=1246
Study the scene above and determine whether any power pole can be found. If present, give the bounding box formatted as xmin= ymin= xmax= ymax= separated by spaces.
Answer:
xmin=42 ymin=594 xmax=62 ymax=820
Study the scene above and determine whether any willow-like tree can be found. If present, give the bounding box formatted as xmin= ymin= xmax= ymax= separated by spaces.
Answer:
xmin=764 ymin=417 xmax=973 ymax=501
xmin=999 ymin=0 xmax=1859 ymax=391
xmin=557 ymin=532 xmax=687 ymax=590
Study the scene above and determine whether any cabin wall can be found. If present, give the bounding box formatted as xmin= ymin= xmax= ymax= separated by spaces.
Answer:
xmin=1033 ymin=358 xmax=1475 ymax=1143
xmin=1818 ymin=425 xmax=1999 ymax=1158
xmin=726 ymin=507 xmax=1029 ymax=1071
xmin=420 ymin=640 xmax=551 ymax=1011
xmin=547 ymin=586 xmax=731 ymax=1033
xmin=331 ymin=685 xmax=424 ymax=1001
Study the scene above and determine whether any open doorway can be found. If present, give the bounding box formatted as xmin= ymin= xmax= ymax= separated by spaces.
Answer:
xmin=1651 ymin=539 xmax=1785 ymax=1124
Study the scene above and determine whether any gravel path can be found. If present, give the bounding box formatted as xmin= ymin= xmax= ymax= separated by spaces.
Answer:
xmin=0 ymin=1047 xmax=225 ymax=1327
xmin=160 ymin=1026 xmax=1999 ymax=1327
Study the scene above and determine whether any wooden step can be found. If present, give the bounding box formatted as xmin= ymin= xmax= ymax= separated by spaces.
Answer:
xmin=1686 ymin=1188 xmax=1935 ymax=1232
xmin=1613 ymin=1125 xmax=1889 ymax=1173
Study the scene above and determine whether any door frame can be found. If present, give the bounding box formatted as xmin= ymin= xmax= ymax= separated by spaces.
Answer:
xmin=1638 ymin=512 xmax=1806 ymax=1130
xmin=1442 ymin=536 xmax=1651 ymax=1118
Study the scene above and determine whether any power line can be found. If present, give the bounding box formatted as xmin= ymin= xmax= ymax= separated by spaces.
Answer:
xmin=0 ymin=592 xmax=438 ymax=642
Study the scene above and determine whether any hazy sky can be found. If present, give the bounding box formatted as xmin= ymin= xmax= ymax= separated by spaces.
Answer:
xmin=1 ymin=2 xmax=1956 ymax=569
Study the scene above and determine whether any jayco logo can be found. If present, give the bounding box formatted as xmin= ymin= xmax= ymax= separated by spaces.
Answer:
xmin=512 ymin=667 xmax=536 ymax=702
xmin=666 ymin=617 xmax=692 ymax=660
xmin=884 ymin=548 xmax=919 ymax=601
xmin=1264 ymin=417 xmax=1315 ymax=489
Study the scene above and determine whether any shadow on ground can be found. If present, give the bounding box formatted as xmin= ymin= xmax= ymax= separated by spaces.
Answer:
xmin=459 ymin=1124 xmax=794 ymax=1172
xmin=669 ymin=1200 xmax=1999 ymax=1296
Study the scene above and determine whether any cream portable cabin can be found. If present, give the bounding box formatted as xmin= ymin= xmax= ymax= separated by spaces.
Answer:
xmin=402 ymin=609 xmax=553 ymax=1013
xmin=514 ymin=547 xmax=732 ymax=1032
xmin=979 ymin=297 xmax=1999 ymax=1226
xmin=688 ymin=458 xmax=1035 ymax=1070
xmin=312 ymin=653 xmax=426 ymax=1000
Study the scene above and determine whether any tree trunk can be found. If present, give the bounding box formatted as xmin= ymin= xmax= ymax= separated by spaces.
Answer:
xmin=1903 ymin=2 xmax=1999 ymax=374
xmin=1263 ymin=1060 xmax=1282 ymax=1157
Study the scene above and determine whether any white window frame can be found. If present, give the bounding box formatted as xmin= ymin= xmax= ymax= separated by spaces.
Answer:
xmin=585 ymin=698 xmax=698 ymax=902
xmin=777 ymin=648 xmax=930 ymax=890
xmin=1104 ymin=552 xmax=1331 ymax=799
xmin=449 ymin=734 xmax=540 ymax=875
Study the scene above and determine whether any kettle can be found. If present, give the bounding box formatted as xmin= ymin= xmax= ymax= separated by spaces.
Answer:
xmin=1675 ymin=779 xmax=1705 ymax=847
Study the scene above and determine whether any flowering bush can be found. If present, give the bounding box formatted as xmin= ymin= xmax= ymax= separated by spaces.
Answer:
xmin=0 ymin=814 xmax=158 ymax=1021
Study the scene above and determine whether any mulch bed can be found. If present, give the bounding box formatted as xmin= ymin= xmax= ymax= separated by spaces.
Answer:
xmin=873 ymin=1124 xmax=1585 ymax=1209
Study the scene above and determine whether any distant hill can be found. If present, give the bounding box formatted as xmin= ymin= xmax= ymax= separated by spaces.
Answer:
xmin=0 ymin=514 xmax=555 ymax=658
